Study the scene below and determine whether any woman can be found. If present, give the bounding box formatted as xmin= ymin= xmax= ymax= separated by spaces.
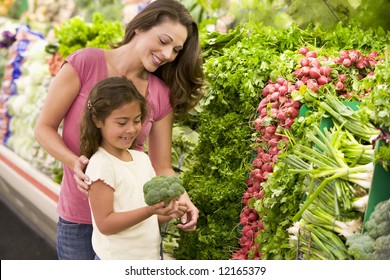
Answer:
xmin=34 ymin=0 xmax=203 ymax=260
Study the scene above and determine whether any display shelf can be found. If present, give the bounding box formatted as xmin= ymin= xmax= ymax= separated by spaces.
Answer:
xmin=0 ymin=144 xmax=59 ymax=247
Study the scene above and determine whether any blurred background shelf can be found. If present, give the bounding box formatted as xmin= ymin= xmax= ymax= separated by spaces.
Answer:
xmin=0 ymin=144 xmax=59 ymax=250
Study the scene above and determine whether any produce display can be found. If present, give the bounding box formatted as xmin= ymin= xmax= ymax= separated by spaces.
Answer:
xmin=1 ymin=1 xmax=390 ymax=261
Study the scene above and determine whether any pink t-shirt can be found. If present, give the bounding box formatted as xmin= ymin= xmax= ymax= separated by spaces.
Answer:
xmin=58 ymin=48 xmax=172 ymax=224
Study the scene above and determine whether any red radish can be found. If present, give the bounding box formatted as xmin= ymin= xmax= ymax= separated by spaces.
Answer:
xmin=309 ymin=67 xmax=321 ymax=79
xmin=269 ymin=146 xmax=279 ymax=155
xmin=309 ymin=58 xmax=321 ymax=68
xmin=343 ymin=58 xmax=352 ymax=67
xmin=259 ymin=107 xmax=267 ymax=118
xmin=262 ymin=153 xmax=271 ymax=162
xmin=268 ymin=137 xmax=278 ymax=147
xmin=269 ymin=91 xmax=279 ymax=102
xmin=300 ymin=57 xmax=310 ymax=67
xmin=306 ymin=51 xmax=317 ymax=58
xmin=291 ymin=99 xmax=301 ymax=109
xmin=368 ymin=59 xmax=377 ymax=66
xmin=339 ymin=74 xmax=347 ymax=83
xmin=299 ymin=46 xmax=309 ymax=55
xmin=319 ymin=66 xmax=331 ymax=76
xmin=294 ymin=68 xmax=304 ymax=78
xmin=252 ymin=181 xmax=261 ymax=192
xmin=248 ymin=212 xmax=258 ymax=222
xmin=265 ymin=125 xmax=276 ymax=134
xmin=288 ymin=85 xmax=296 ymax=93
xmin=261 ymin=87 xmax=270 ymax=96
xmin=262 ymin=163 xmax=273 ymax=173
xmin=251 ymin=158 xmax=263 ymax=169
xmin=335 ymin=81 xmax=344 ymax=91
xmin=270 ymin=101 xmax=279 ymax=108
xmin=287 ymin=107 xmax=299 ymax=118
xmin=270 ymin=108 xmax=278 ymax=118
xmin=301 ymin=66 xmax=310 ymax=76
xmin=349 ymin=51 xmax=359 ymax=63
xmin=340 ymin=50 xmax=349 ymax=59
xmin=306 ymin=79 xmax=319 ymax=92
xmin=301 ymin=75 xmax=309 ymax=84
xmin=277 ymin=109 xmax=286 ymax=121
xmin=284 ymin=117 xmax=294 ymax=128
xmin=276 ymin=77 xmax=287 ymax=85
xmin=295 ymin=80 xmax=305 ymax=89
xmin=334 ymin=56 xmax=343 ymax=64
xmin=317 ymin=75 xmax=328 ymax=85
xmin=278 ymin=85 xmax=288 ymax=96
xmin=369 ymin=51 xmax=378 ymax=59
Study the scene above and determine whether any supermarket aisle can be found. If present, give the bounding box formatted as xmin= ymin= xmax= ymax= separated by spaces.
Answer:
xmin=0 ymin=199 xmax=57 ymax=260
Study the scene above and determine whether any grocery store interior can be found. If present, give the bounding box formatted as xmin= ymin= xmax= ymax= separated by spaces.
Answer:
xmin=0 ymin=0 xmax=389 ymax=260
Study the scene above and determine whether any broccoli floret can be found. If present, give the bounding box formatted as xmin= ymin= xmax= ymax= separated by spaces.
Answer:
xmin=364 ymin=199 xmax=390 ymax=239
xmin=373 ymin=234 xmax=390 ymax=260
xmin=346 ymin=232 xmax=375 ymax=260
xmin=143 ymin=175 xmax=185 ymax=206
xmin=347 ymin=198 xmax=390 ymax=259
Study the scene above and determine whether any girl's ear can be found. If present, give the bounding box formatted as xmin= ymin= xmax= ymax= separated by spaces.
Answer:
xmin=92 ymin=116 xmax=102 ymax=128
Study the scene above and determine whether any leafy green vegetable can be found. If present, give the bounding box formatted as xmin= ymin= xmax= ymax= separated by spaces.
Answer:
xmin=54 ymin=13 xmax=123 ymax=58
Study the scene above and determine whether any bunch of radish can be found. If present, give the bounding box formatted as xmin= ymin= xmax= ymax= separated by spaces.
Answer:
xmin=332 ymin=49 xmax=379 ymax=98
xmin=233 ymin=76 xmax=303 ymax=260
xmin=295 ymin=46 xmax=379 ymax=99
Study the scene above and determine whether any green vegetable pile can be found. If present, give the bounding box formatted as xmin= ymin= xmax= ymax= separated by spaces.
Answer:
xmin=346 ymin=198 xmax=390 ymax=259
xmin=143 ymin=175 xmax=186 ymax=206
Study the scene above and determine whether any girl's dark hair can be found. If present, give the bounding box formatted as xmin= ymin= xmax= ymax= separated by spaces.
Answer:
xmin=115 ymin=0 xmax=204 ymax=119
xmin=80 ymin=76 xmax=148 ymax=158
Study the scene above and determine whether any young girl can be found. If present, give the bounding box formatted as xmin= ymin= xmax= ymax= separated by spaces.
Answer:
xmin=80 ymin=76 xmax=186 ymax=260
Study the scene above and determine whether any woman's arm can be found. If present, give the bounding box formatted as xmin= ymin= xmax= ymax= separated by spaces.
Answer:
xmin=148 ymin=112 xmax=199 ymax=231
xmin=34 ymin=63 xmax=82 ymax=171
xmin=34 ymin=63 xmax=90 ymax=193
xmin=89 ymin=180 xmax=179 ymax=235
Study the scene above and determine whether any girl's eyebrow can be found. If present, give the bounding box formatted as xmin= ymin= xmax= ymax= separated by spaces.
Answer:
xmin=114 ymin=114 xmax=142 ymax=120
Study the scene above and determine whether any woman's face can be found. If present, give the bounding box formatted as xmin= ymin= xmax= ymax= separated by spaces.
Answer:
xmin=134 ymin=18 xmax=188 ymax=72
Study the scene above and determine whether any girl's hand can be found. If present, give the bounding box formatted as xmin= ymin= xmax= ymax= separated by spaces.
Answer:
xmin=150 ymin=199 xmax=178 ymax=216
xmin=72 ymin=155 xmax=90 ymax=195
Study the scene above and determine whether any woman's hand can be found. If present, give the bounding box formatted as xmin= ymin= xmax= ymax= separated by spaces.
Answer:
xmin=73 ymin=155 xmax=90 ymax=196
xmin=176 ymin=193 xmax=199 ymax=231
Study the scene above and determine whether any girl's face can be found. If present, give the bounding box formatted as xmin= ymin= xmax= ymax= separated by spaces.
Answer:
xmin=134 ymin=18 xmax=188 ymax=72
xmin=95 ymin=101 xmax=142 ymax=159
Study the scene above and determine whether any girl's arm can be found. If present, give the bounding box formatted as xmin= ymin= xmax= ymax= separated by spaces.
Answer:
xmin=148 ymin=112 xmax=199 ymax=231
xmin=89 ymin=180 xmax=179 ymax=235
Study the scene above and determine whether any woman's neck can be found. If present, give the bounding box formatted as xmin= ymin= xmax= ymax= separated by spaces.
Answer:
xmin=105 ymin=46 xmax=147 ymax=80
